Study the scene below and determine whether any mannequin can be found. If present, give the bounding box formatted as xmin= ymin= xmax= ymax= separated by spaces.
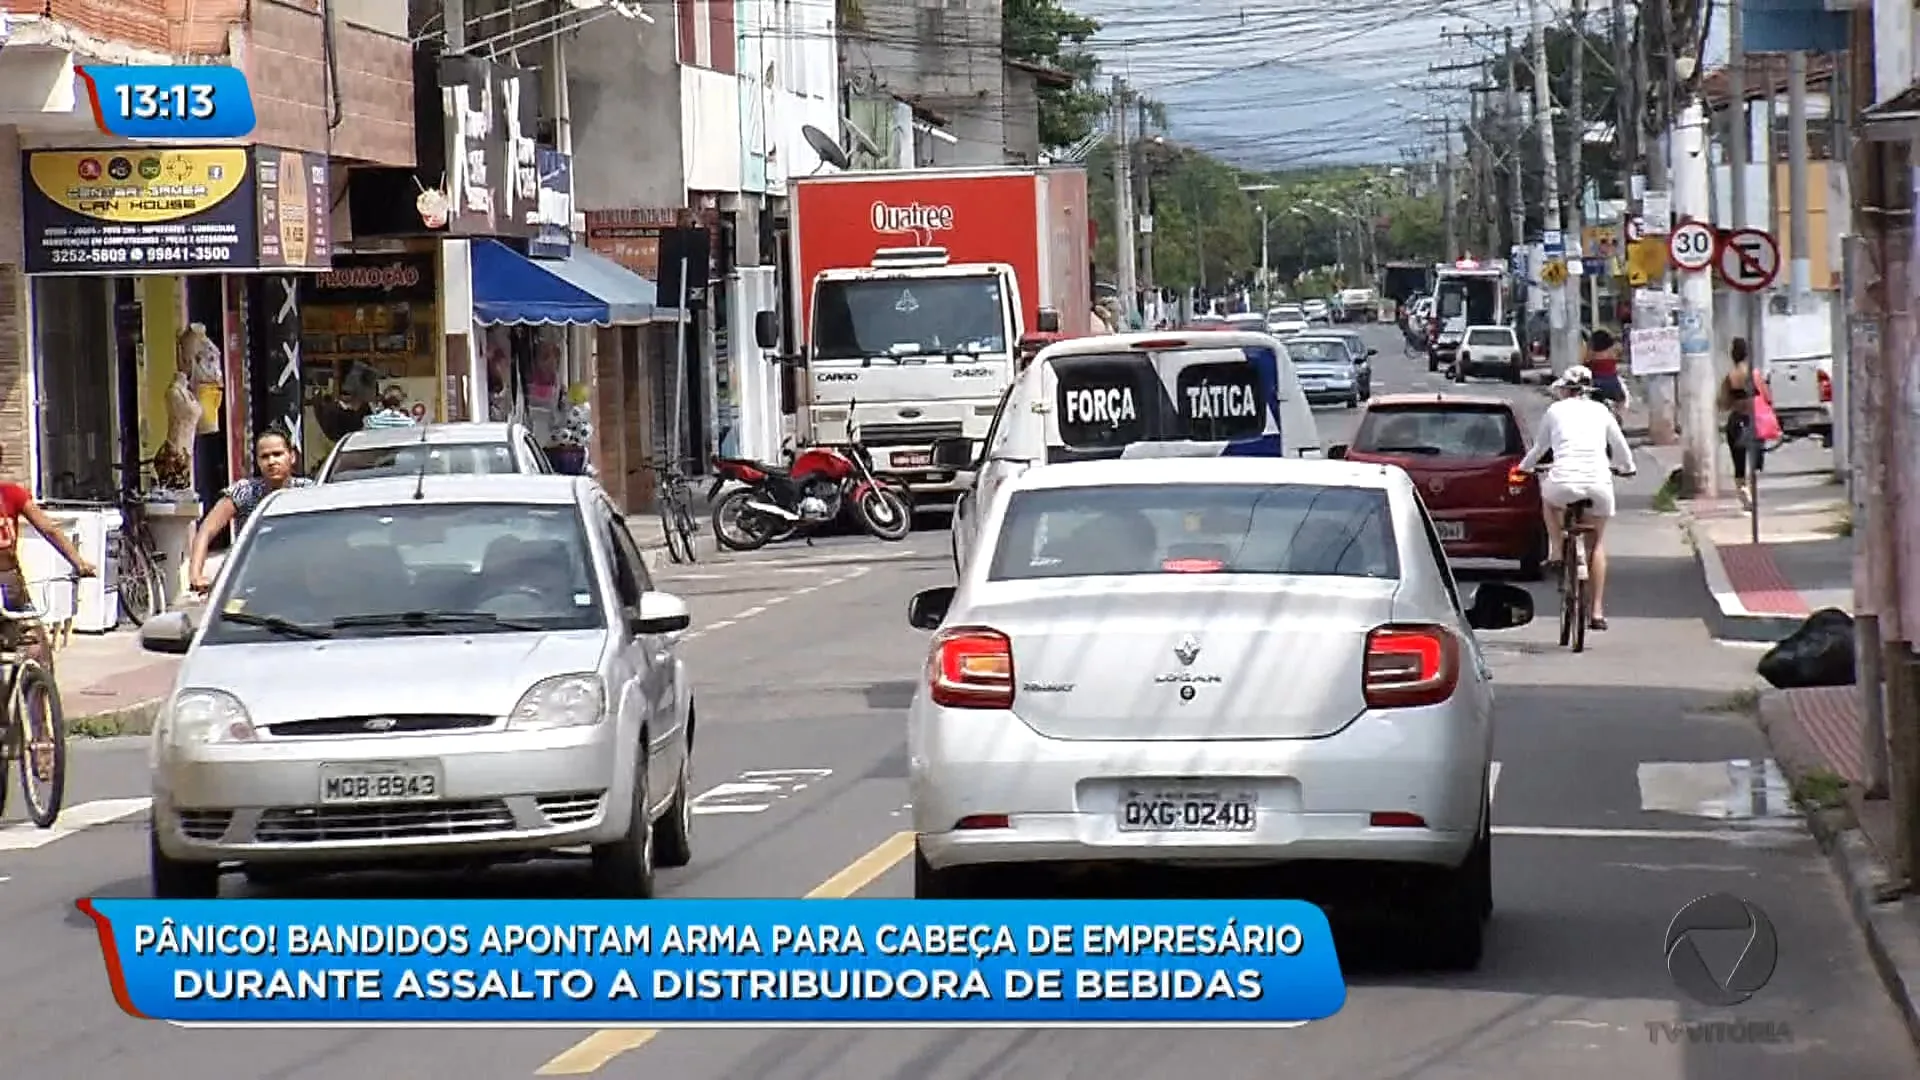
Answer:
xmin=158 ymin=367 xmax=200 ymax=493
xmin=181 ymin=323 xmax=224 ymax=435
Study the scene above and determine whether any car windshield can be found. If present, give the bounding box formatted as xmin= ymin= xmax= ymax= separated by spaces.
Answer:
xmin=1289 ymin=340 xmax=1348 ymax=363
xmin=988 ymin=483 xmax=1398 ymax=581
xmin=1352 ymin=406 xmax=1522 ymax=458
xmin=202 ymin=501 xmax=604 ymax=643
xmin=812 ymin=276 xmax=1007 ymax=361
xmin=1467 ymin=329 xmax=1514 ymax=347
xmin=325 ymin=442 xmax=519 ymax=482
xmin=1269 ymin=307 xmax=1304 ymax=320
xmin=1225 ymin=314 xmax=1265 ymax=329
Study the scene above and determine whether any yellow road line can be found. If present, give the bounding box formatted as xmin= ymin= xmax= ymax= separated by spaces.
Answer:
xmin=533 ymin=831 xmax=916 ymax=1076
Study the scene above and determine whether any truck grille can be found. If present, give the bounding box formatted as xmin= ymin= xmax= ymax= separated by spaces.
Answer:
xmin=859 ymin=421 xmax=964 ymax=446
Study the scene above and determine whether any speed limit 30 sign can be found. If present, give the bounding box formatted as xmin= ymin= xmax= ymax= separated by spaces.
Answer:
xmin=1668 ymin=220 xmax=1717 ymax=272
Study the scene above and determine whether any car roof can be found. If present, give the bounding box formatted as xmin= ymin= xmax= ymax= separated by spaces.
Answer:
xmin=331 ymin=422 xmax=521 ymax=450
xmin=1464 ymin=324 xmax=1515 ymax=333
xmin=1366 ymin=392 xmax=1516 ymax=410
xmin=261 ymin=474 xmax=593 ymax=516
xmin=1005 ymin=455 xmax=1397 ymax=495
xmin=1038 ymin=329 xmax=1277 ymax=358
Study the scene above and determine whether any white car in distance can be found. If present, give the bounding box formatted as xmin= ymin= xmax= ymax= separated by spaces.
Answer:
xmin=1265 ymin=305 xmax=1308 ymax=336
xmin=903 ymin=456 xmax=1537 ymax=969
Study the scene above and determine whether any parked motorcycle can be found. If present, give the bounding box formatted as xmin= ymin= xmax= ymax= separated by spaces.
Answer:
xmin=707 ymin=407 xmax=913 ymax=551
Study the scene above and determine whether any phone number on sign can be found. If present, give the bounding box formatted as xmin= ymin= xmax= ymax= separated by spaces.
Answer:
xmin=43 ymin=244 xmax=235 ymax=266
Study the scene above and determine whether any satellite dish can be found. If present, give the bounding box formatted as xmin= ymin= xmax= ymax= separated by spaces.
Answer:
xmin=840 ymin=117 xmax=883 ymax=160
xmin=802 ymin=125 xmax=850 ymax=171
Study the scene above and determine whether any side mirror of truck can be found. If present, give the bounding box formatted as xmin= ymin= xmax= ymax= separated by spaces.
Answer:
xmin=1036 ymin=308 xmax=1061 ymax=333
xmin=753 ymin=310 xmax=779 ymax=351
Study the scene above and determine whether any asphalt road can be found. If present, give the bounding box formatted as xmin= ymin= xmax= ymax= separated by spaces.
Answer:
xmin=3 ymin=321 xmax=1915 ymax=1079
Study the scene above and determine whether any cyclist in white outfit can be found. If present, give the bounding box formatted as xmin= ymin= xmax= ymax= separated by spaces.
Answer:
xmin=1515 ymin=364 xmax=1636 ymax=629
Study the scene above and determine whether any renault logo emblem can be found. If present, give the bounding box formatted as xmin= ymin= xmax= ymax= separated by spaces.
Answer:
xmin=363 ymin=717 xmax=398 ymax=732
xmin=1174 ymin=635 xmax=1201 ymax=666
xmin=1429 ymin=477 xmax=1447 ymax=495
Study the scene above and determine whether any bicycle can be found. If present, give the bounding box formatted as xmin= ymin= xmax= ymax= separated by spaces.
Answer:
xmin=0 ymin=575 xmax=72 ymax=827
xmin=110 ymin=457 xmax=169 ymax=628
xmin=1512 ymin=463 xmax=1632 ymax=654
xmin=653 ymin=458 xmax=700 ymax=565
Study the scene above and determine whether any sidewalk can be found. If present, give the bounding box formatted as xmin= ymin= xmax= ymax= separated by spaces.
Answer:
xmin=1646 ymin=437 xmax=1852 ymax=642
xmin=53 ymin=628 xmax=176 ymax=738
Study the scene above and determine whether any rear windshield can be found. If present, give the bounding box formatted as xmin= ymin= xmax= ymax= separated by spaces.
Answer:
xmin=1466 ymin=329 xmax=1514 ymax=347
xmin=1270 ymin=307 xmax=1304 ymax=320
xmin=325 ymin=442 xmax=520 ymax=482
xmin=1352 ymin=406 xmax=1523 ymax=458
xmin=989 ymin=483 xmax=1398 ymax=581
xmin=1051 ymin=352 xmax=1266 ymax=451
xmin=1289 ymin=340 xmax=1348 ymax=363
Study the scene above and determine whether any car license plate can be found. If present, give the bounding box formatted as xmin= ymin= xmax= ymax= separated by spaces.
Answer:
xmin=1435 ymin=520 xmax=1466 ymax=541
xmin=1117 ymin=789 xmax=1257 ymax=832
xmin=319 ymin=761 xmax=442 ymax=804
xmin=891 ymin=451 xmax=932 ymax=468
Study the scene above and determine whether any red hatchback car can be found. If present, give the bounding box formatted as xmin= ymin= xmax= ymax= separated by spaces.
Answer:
xmin=1331 ymin=393 xmax=1547 ymax=577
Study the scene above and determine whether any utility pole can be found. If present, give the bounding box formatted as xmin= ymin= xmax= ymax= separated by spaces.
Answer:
xmin=1786 ymin=51 xmax=1812 ymax=310
xmin=1610 ymin=0 xmax=1635 ymax=220
xmin=1479 ymin=92 xmax=1501 ymax=257
xmin=1468 ymin=91 xmax=1486 ymax=255
xmin=1441 ymin=135 xmax=1458 ymax=262
xmin=1529 ymin=0 xmax=1573 ymax=374
xmin=1568 ymin=0 xmax=1587 ymax=263
xmin=1135 ymin=98 xmax=1155 ymax=319
xmin=1111 ymin=76 xmax=1138 ymax=327
xmin=1724 ymin=0 xmax=1752 ymax=502
xmin=1505 ymin=27 xmax=1524 ymax=257
xmin=1641 ymin=0 xmax=1678 ymax=445
xmin=1673 ymin=15 xmax=1718 ymax=497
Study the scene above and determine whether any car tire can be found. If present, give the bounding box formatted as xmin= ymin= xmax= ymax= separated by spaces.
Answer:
xmin=1519 ymin=531 xmax=1548 ymax=581
xmin=149 ymin=825 xmax=221 ymax=899
xmin=653 ymin=715 xmax=696 ymax=870
xmin=1345 ymin=393 xmax=1359 ymax=410
xmin=1421 ymin=804 xmax=1491 ymax=971
xmin=1507 ymin=361 xmax=1524 ymax=384
xmin=1428 ymin=353 xmax=1440 ymax=373
xmin=591 ymin=751 xmax=657 ymax=898
xmin=912 ymin=841 xmax=985 ymax=898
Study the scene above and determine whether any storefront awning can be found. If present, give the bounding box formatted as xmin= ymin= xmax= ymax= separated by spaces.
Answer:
xmin=471 ymin=240 xmax=682 ymax=326
xmin=540 ymin=244 xmax=683 ymax=324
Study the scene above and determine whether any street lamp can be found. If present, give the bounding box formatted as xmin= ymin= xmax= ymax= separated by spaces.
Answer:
xmin=1240 ymin=183 xmax=1278 ymax=307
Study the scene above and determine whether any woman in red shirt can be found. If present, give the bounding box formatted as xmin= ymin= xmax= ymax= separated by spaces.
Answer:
xmin=1585 ymin=328 xmax=1627 ymax=420
xmin=0 ymin=452 xmax=98 ymax=668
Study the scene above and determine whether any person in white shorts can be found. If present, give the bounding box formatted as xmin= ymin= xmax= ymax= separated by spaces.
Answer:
xmin=1515 ymin=364 xmax=1636 ymax=629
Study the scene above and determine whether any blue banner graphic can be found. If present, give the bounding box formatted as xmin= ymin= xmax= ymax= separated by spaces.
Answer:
xmin=80 ymin=898 xmax=1346 ymax=1026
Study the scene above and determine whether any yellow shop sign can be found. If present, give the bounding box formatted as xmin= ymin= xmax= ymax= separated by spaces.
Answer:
xmin=27 ymin=148 xmax=250 ymax=225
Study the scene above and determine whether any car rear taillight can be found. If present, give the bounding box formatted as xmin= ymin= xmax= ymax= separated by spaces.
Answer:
xmin=1363 ymin=624 xmax=1461 ymax=708
xmin=928 ymin=627 xmax=1014 ymax=709
xmin=1132 ymin=339 xmax=1190 ymax=349
xmin=1818 ymin=368 xmax=1832 ymax=403
xmin=1163 ymin=558 xmax=1225 ymax=573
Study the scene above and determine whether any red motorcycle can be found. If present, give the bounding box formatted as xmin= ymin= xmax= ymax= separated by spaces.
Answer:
xmin=707 ymin=410 xmax=914 ymax=551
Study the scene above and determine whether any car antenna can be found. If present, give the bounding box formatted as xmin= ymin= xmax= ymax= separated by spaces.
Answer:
xmin=410 ymin=414 xmax=430 ymax=501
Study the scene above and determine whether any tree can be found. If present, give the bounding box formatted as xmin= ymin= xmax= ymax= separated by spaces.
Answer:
xmin=1003 ymin=0 xmax=1108 ymax=149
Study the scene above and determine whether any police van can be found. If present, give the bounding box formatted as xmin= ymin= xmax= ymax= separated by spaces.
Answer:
xmin=931 ymin=330 xmax=1322 ymax=571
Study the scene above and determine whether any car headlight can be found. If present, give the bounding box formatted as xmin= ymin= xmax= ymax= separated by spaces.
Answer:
xmin=167 ymin=689 xmax=258 ymax=747
xmin=508 ymin=674 xmax=605 ymax=730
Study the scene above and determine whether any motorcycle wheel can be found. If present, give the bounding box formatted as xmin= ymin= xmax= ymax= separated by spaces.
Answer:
xmin=856 ymin=487 xmax=914 ymax=541
xmin=711 ymin=488 xmax=778 ymax=552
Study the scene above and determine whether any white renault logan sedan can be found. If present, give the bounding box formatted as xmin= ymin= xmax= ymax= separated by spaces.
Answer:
xmin=903 ymin=456 xmax=1535 ymax=969
xmin=139 ymin=475 xmax=696 ymax=899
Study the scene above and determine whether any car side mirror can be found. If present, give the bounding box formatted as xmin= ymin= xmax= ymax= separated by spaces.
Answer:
xmin=1367 ymin=347 xmax=1378 ymax=356
xmin=753 ymin=310 xmax=779 ymax=351
xmin=908 ymin=586 xmax=955 ymax=631
xmin=929 ymin=437 xmax=976 ymax=471
xmin=1327 ymin=444 xmax=1348 ymax=460
xmin=1036 ymin=308 xmax=1061 ymax=333
xmin=630 ymin=591 xmax=692 ymax=635
xmin=1466 ymin=582 xmax=1535 ymax=631
xmin=139 ymin=610 xmax=195 ymax=655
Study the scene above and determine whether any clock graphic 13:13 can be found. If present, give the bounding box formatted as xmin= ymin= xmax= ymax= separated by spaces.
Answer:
xmin=76 ymin=66 xmax=256 ymax=141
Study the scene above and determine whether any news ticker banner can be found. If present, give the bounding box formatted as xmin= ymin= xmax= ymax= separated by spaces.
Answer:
xmin=78 ymin=898 xmax=1346 ymax=1026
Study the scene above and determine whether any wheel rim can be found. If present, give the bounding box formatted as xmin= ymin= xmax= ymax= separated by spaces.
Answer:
xmin=19 ymin=684 xmax=57 ymax=812
xmin=866 ymin=492 xmax=900 ymax=528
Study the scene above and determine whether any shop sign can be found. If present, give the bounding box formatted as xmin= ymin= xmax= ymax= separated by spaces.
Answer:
xmin=440 ymin=55 xmax=538 ymax=238
xmin=20 ymin=146 xmax=332 ymax=274
xmin=585 ymin=208 xmax=675 ymax=278
xmin=311 ymin=254 xmax=437 ymax=303
xmin=528 ymin=148 xmax=572 ymax=259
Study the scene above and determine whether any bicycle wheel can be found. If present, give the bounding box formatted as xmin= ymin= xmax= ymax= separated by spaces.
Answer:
xmin=118 ymin=546 xmax=161 ymax=627
xmin=11 ymin=661 xmax=65 ymax=828
xmin=656 ymin=498 xmax=687 ymax=564
xmin=1569 ymin=539 xmax=1590 ymax=654
xmin=672 ymin=499 xmax=699 ymax=564
xmin=1556 ymin=536 xmax=1577 ymax=648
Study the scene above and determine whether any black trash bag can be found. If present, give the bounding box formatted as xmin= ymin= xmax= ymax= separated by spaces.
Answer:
xmin=1756 ymin=608 xmax=1857 ymax=689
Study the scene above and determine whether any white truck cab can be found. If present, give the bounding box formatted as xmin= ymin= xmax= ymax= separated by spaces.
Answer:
xmin=785 ymin=248 xmax=1044 ymax=503
xmin=933 ymin=330 xmax=1323 ymax=572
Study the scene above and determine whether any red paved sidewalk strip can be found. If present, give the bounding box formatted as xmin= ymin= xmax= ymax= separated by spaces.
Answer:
xmin=1716 ymin=542 xmax=1814 ymax=616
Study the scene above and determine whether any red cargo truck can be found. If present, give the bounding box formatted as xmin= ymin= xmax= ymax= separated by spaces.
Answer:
xmin=762 ymin=167 xmax=1092 ymax=501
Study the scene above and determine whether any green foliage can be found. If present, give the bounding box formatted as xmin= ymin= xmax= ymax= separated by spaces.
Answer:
xmin=1003 ymin=0 xmax=1108 ymax=149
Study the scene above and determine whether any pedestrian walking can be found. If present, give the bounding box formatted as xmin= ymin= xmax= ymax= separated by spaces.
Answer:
xmin=1716 ymin=337 xmax=1767 ymax=504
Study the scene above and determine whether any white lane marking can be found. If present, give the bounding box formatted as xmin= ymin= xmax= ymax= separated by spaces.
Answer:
xmin=689 ymin=769 xmax=833 ymax=816
xmin=679 ymin=567 xmax=870 ymax=643
xmin=1488 ymin=761 xmax=1502 ymax=803
xmin=1637 ymin=759 xmax=1795 ymax=821
xmin=0 ymin=797 xmax=152 ymax=851
xmin=1495 ymin=824 xmax=1801 ymax=842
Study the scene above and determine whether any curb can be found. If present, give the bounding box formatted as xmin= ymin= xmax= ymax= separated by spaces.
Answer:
xmin=1676 ymin=509 xmax=1808 ymax=644
xmin=1754 ymin=699 xmax=1920 ymax=1055
xmin=66 ymin=697 xmax=162 ymax=739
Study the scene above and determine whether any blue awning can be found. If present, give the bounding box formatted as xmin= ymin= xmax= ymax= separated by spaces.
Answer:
xmin=471 ymin=239 xmax=608 ymax=326
xmin=540 ymin=244 xmax=682 ymax=324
